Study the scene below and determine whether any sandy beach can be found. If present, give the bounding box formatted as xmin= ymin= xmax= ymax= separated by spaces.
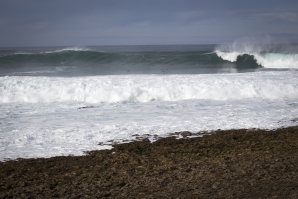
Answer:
xmin=1 ymin=126 xmax=298 ymax=198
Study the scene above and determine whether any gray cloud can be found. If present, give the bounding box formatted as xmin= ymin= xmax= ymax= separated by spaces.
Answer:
xmin=0 ymin=0 xmax=297 ymax=46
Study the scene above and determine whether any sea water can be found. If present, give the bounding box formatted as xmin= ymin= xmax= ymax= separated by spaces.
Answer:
xmin=1 ymin=44 xmax=298 ymax=161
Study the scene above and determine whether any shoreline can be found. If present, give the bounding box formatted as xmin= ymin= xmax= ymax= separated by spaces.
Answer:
xmin=1 ymin=125 xmax=298 ymax=198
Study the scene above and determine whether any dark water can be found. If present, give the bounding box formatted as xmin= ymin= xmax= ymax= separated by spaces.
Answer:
xmin=0 ymin=45 xmax=265 ymax=77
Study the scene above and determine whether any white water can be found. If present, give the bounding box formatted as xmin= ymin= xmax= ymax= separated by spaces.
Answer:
xmin=1 ymin=72 xmax=298 ymax=161
xmin=1 ymin=72 xmax=298 ymax=103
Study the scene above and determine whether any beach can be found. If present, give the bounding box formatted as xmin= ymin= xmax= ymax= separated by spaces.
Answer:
xmin=1 ymin=126 xmax=298 ymax=198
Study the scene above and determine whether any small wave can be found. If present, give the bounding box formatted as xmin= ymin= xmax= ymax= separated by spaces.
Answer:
xmin=0 ymin=49 xmax=108 ymax=69
xmin=43 ymin=47 xmax=91 ymax=54
xmin=14 ymin=52 xmax=33 ymax=55
xmin=10 ymin=70 xmax=57 ymax=75
xmin=0 ymin=47 xmax=92 ymax=58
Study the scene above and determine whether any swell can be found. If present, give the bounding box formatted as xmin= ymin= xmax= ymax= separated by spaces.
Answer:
xmin=0 ymin=49 xmax=222 ymax=65
xmin=0 ymin=49 xmax=262 ymax=76
xmin=1 ymin=46 xmax=297 ymax=70
xmin=0 ymin=50 xmax=117 ymax=66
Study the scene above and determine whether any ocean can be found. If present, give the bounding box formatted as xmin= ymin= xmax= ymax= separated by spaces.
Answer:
xmin=1 ymin=44 xmax=298 ymax=161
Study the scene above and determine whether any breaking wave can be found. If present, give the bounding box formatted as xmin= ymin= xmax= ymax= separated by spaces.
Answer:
xmin=215 ymin=41 xmax=298 ymax=68
xmin=216 ymin=51 xmax=298 ymax=69
xmin=1 ymin=72 xmax=297 ymax=103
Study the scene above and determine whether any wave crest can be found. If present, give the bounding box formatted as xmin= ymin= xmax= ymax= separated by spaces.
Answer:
xmin=44 ymin=47 xmax=91 ymax=54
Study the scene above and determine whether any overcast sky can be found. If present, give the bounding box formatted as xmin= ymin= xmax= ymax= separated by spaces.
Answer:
xmin=0 ymin=0 xmax=298 ymax=47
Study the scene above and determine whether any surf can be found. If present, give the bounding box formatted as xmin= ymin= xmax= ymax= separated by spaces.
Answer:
xmin=215 ymin=40 xmax=298 ymax=69
xmin=1 ymin=72 xmax=297 ymax=103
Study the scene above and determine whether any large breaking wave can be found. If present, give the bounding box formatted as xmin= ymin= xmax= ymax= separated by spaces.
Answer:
xmin=215 ymin=41 xmax=298 ymax=68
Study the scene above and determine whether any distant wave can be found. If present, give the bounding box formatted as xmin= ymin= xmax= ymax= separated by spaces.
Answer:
xmin=0 ymin=49 xmax=111 ymax=66
xmin=5 ymin=47 xmax=91 ymax=56
xmin=1 ymin=72 xmax=297 ymax=103
xmin=43 ymin=47 xmax=91 ymax=54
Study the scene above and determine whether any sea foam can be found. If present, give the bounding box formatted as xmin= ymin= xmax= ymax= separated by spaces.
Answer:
xmin=1 ymin=72 xmax=297 ymax=103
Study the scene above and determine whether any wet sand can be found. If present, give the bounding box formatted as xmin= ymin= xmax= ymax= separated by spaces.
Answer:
xmin=1 ymin=126 xmax=298 ymax=198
